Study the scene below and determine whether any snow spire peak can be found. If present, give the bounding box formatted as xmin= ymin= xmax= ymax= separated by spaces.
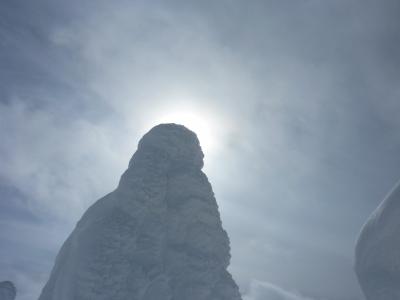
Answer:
xmin=38 ymin=124 xmax=241 ymax=300
xmin=129 ymin=123 xmax=204 ymax=171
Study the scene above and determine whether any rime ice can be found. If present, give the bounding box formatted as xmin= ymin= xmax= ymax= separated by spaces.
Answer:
xmin=355 ymin=182 xmax=400 ymax=300
xmin=38 ymin=124 xmax=242 ymax=300
xmin=0 ymin=281 xmax=16 ymax=300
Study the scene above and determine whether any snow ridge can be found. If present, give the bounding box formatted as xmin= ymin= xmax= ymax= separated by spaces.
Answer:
xmin=38 ymin=124 xmax=242 ymax=300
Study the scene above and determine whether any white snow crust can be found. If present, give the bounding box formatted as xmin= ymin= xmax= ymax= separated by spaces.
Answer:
xmin=38 ymin=124 xmax=242 ymax=300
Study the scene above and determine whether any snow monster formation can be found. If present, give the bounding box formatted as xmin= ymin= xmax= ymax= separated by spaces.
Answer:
xmin=0 ymin=281 xmax=16 ymax=300
xmin=39 ymin=124 xmax=242 ymax=300
xmin=355 ymin=181 xmax=400 ymax=300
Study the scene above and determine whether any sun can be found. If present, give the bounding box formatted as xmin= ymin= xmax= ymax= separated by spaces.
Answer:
xmin=142 ymin=104 xmax=220 ymax=156
xmin=155 ymin=110 xmax=216 ymax=154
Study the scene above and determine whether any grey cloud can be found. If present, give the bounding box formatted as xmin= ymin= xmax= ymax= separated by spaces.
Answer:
xmin=1 ymin=1 xmax=400 ymax=300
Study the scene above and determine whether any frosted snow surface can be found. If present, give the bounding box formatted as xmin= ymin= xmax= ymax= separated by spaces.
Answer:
xmin=0 ymin=281 xmax=16 ymax=300
xmin=38 ymin=124 xmax=242 ymax=300
xmin=355 ymin=181 xmax=400 ymax=300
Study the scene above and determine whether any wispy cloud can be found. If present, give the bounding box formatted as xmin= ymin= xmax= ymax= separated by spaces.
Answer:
xmin=244 ymin=280 xmax=318 ymax=300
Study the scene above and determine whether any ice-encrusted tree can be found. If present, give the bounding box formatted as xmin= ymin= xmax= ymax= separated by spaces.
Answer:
xmin=0 ymin=281 xmax=16 ymax=300
xmin=355 ymin=181 xmax=400 ymax=300
xmin=39 ymin=124 xmax=242 ymax=300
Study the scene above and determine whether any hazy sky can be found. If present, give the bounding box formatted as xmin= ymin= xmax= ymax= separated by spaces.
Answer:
xmin=1 ymin=1 xmax=400 ymax=299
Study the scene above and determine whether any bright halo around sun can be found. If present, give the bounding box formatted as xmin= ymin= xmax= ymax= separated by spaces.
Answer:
xmin=143 ymin=104 xmax=223 ymax=157
xmin=157 ymin=110 xmax=216 ymax=154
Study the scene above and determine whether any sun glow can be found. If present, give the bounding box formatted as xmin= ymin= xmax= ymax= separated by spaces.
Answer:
xmin=157 ymin=110 xmax=216 ymax=153
xmin=143 ymin=103 xmax=222 ymax=156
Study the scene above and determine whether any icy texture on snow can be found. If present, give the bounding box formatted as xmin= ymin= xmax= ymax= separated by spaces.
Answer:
xmin=0 ymin=281 xmax=16 ymax=300
xmin=355 ymin=181 xmax=400 ymax=300
xmin=38 ymin=124 xmax=242 ymax=300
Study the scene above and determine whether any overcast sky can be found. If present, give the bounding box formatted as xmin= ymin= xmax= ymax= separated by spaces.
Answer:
xmin=1 ymin=1 xmax=400 ymax=299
